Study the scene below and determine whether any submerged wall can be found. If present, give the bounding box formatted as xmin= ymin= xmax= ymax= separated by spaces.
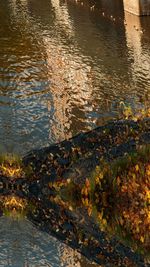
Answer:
xmin=123 ymin=0 xmax=150 ymax=15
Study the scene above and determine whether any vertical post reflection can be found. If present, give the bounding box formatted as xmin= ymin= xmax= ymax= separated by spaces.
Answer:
xmin=42 ymin=0 xmax=94 ymax=141
xmin=124 ymin=12 xmax=150 ymax=87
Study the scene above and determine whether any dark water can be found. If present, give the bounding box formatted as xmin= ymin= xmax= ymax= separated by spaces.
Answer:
xmin=0 ymin=0 xmax=150 ymax=265
xmin=0 ymin=215 xmax=100 ymax=267
xmin=0 ymin=216 xmax=99 ymax=267
xmin=0 ymin=0 xmax=150 ymax=155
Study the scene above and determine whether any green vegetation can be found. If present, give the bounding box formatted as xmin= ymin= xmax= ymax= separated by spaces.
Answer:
xmin=0 ymin=153 xmax=34 ymax=179
xmin=119 ymin=101 xmax=150 ymax=120
xmin=0 ymin=114 xmax=149 ymax=258
xmin=58 ymin=145 xmax=150 ymax=257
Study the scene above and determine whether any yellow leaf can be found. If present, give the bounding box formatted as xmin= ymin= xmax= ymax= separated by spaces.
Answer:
xmin=84 ymin=198 xmax=89 ymax=206
xmin=135 ymin=164 xmax=139 ymax=172
xmin=140 ymin=236 xmax=144 ymax=243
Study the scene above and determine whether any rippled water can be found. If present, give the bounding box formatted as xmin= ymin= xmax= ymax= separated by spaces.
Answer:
xmin=0 ymin=0 xmax=150 ymax=155
xmin=0 ymin=216 xmax=98 ymax=267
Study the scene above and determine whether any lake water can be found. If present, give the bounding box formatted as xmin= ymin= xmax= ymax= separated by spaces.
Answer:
xmin=0 ymin=0 xmax=150 ymax=155
xmin=0 ymin=0 xmax=150 ymax=265
xmin=0 ymin=216 xmax=101 ymax=267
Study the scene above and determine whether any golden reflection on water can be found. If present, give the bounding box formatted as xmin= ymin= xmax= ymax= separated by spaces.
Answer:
xmin=0 ymin=0 xmax=150 ymax=264
xmin=44 ymin=40 xmax=93 ymax=141
xmin=124 ymin=11 xmax=150 ymax=87
xmin=51 ymin=0 xmax=75 ymax=38
xmin=0 ymin=0 xmax=150 ymax=154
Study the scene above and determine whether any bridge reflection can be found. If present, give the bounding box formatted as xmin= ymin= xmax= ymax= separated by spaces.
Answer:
xmin=124 ymin=11 xmax=150 ymax=90
xmin=123 ymin=0 xmax=150 ymax=16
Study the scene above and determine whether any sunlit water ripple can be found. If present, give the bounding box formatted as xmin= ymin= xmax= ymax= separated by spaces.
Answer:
xmin=0 ymin=0 xmax=150 ymax=155
xmin=0 ymin=216 xmax=96 ymax=267
xmin=0 ymin=0 xmax=150 ymax=265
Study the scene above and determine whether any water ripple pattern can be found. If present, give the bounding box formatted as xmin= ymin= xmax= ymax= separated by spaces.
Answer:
xmin=0 ymin=0 xmax=150 ymax=154
xmin=0 ymin=217 xmax=98 ymax=267
xmin=0 ymin=0 xmax=150 ymax=265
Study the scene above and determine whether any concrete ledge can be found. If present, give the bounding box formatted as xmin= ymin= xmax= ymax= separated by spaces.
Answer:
xmin=123 ymin=0 xmax=150 ymax=16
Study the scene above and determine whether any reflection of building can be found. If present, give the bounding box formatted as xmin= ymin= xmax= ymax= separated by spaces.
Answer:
xmin=123 ymin=0 xmax=150 ymax=16
xmin=44 ymin=38 xmax=93 ymax=141
xmin=9 ymin=0 xmax=28 ymax=18
xmin=6 ymin=0 xmax=150 ymax=149
xmin=1 ymin=0 xmax=95 ymax=151
xmin=42 ymin=0 xmax=95 ymax=141
xmin=124 ymin=12 xmax=150 ymax=87
xmin=51 ymin=0 xmax=74 ymax=38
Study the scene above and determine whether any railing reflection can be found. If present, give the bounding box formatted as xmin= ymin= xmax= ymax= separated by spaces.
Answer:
xmin=124 ymin=11 xmax=150 ymax=87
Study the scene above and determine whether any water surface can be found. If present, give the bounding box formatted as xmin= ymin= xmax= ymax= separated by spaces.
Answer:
xmin=0 ymin=0 xmax=150 ymax=265
xmin=0 ymin=0 xmax=149 ymax=155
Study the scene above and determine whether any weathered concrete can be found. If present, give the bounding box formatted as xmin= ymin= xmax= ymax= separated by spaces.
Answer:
xmin=123 ymin=0 xmax=150 ymax=15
